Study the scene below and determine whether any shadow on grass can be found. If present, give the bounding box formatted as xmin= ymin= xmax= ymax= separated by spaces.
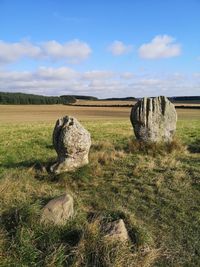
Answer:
xmin=1 ymin=208 xmax=21 ymax=238
xmin=56 ymin=164 xmax=93 ymax=184
xmin=0 ymin=158 xmax=94 ymax=185
xmin=188 ymin=138 xmax=200 ymax=153
xmin=0 ymin=158 xmax=54 ymax=171
xmin=45 ymin=144 xmax=54 ymax=150
xmin=1 ymin=202 xmax=41 ymax=239
xmin=0 ymin=158 xmax=61 ymax=181
xmin=61 ymin=229 xmax=83 ymax=246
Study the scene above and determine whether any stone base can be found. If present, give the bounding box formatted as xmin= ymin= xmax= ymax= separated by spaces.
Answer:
xmin=50 ymin=156 xmax=89 ymax=174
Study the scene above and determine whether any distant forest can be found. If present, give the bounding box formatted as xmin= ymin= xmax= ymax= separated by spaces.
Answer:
xmin=102 ymin=97 xmax=136 ymax=101
xmin=0 ymin=92 xmax=199 ymax=105
xmin=169 ymin=96 xmax=200 ymax=101
xmin=0 ymin=92 xmax=76 ymax=105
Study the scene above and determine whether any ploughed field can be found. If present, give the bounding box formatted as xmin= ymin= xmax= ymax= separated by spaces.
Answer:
xmin=0 ymin=105 xmax=200 ymax=266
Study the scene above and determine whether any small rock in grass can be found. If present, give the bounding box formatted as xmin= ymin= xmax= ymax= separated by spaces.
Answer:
xmin=40 ymin=193 xmax=74 ymax=226
xmin=104 ymin=219 xmax=129 ymax=242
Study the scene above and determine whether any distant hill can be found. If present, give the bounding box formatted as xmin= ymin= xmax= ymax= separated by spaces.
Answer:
xmin=0 ymin=92 xmax=76 ymax=105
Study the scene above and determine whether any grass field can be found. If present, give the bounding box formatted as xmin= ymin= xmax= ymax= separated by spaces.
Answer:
xmin=0 ymin=106 xmax=200 ymax=266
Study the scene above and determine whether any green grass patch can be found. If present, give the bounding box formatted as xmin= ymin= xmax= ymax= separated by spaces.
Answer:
xmin=0 ymin=119 xmax=200 ymax=266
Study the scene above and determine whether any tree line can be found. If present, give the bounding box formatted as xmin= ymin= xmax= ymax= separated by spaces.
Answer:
xmin=0 ymin=92 xmax=76 ymax=105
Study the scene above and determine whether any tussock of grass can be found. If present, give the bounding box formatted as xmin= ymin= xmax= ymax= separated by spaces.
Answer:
xmin=93 ymin=150 xmax=125 ymax=166
xmin=90 ymin=140 xmax=126 ymax=167
xmin=127 ymin=138 xmax=186 ymax=156
xmin=74 ymin=217 xmax=160 ymax=267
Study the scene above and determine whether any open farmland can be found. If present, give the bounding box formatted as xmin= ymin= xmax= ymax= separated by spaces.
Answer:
xmin=73 ymin=99 xmax=200 ymax=107
xmin=0 ymin=105 xmax=200 ymax=266
xmin=0 ymin=105 xmax=200 ymax=123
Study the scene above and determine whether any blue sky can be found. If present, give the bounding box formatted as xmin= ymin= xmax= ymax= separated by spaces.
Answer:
xmin=0 ymin=0 xmax=200 ymax=97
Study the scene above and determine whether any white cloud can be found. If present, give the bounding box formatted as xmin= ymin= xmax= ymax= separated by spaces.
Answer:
xmin=138 ymin=35 xmax=181 ymax=59
xmin=0 ymin=41 xmax=41 ymax=64
xmin=120 ymin=72 xmax=135 ymax=79
xmin=138 ymin=78 xmax=161 ymax=86
xmin=35 ymin=67 xmax=79 ymax=80
xmin=82 ymin=70 xmax=114 ymax=80
xmin=193 ymin=72 xmax=200 ymax=79
xmin=108 ymin=41 xmax=133 ymax=56
xmin=42 ymin=40 xmax=91 ymax=63
xmin=0 ymin=67 xmax=199 ymax=98
xmin=0 ymin=39 xmax=92 ymax=64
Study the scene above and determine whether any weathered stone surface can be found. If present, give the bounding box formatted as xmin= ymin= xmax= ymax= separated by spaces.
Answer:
xmin=130 ymin=96 xmax=177 ymax=142
xmin=104 ymin=219 xmax=129 ymax=242
xmin=50 ymin=116 xmax=91 ymax=174
xmin=40 ymin=193 xmax=74 ymax=225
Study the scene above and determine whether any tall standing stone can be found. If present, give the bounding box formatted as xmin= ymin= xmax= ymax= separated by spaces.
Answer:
xmin=130 ymin=96 xmax=177 ymax=142
xmin=50 ymin=116 xmax=91 ymax=174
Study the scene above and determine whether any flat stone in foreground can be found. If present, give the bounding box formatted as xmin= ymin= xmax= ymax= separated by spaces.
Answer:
xmin=40 ymin=193 xmax=74 ymax=226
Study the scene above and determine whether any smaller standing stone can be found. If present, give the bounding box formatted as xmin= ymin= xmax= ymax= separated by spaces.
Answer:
xmin=40 ymin=193 xmax=74 ymax=226
xmin=50 ymin=116 xmax=91 ymax=174
xmin=103 ymin=219 xmax=129 ymax=242
xmin=130 ymin=96 xmax=177 ymax=142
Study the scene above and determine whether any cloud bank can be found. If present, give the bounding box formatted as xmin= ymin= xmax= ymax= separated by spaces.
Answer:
xmin=0 ymin=35 xmax=182 ymax=64
xmin=0 ymin=67 xmax=199 ymax=98
xmin=0 ymin=39 xmax=92 ymax=64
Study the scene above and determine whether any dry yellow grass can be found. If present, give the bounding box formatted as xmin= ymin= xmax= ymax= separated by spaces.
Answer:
xmin=0 ymin=105 xmax=199 ymax=123
xmin=174 ymin=103 xmax=200 ymax=107
xmin=0 ymin=105 xmax=130 ymax=123
xmin=74 ymin=99 xmax=137 ymax=106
